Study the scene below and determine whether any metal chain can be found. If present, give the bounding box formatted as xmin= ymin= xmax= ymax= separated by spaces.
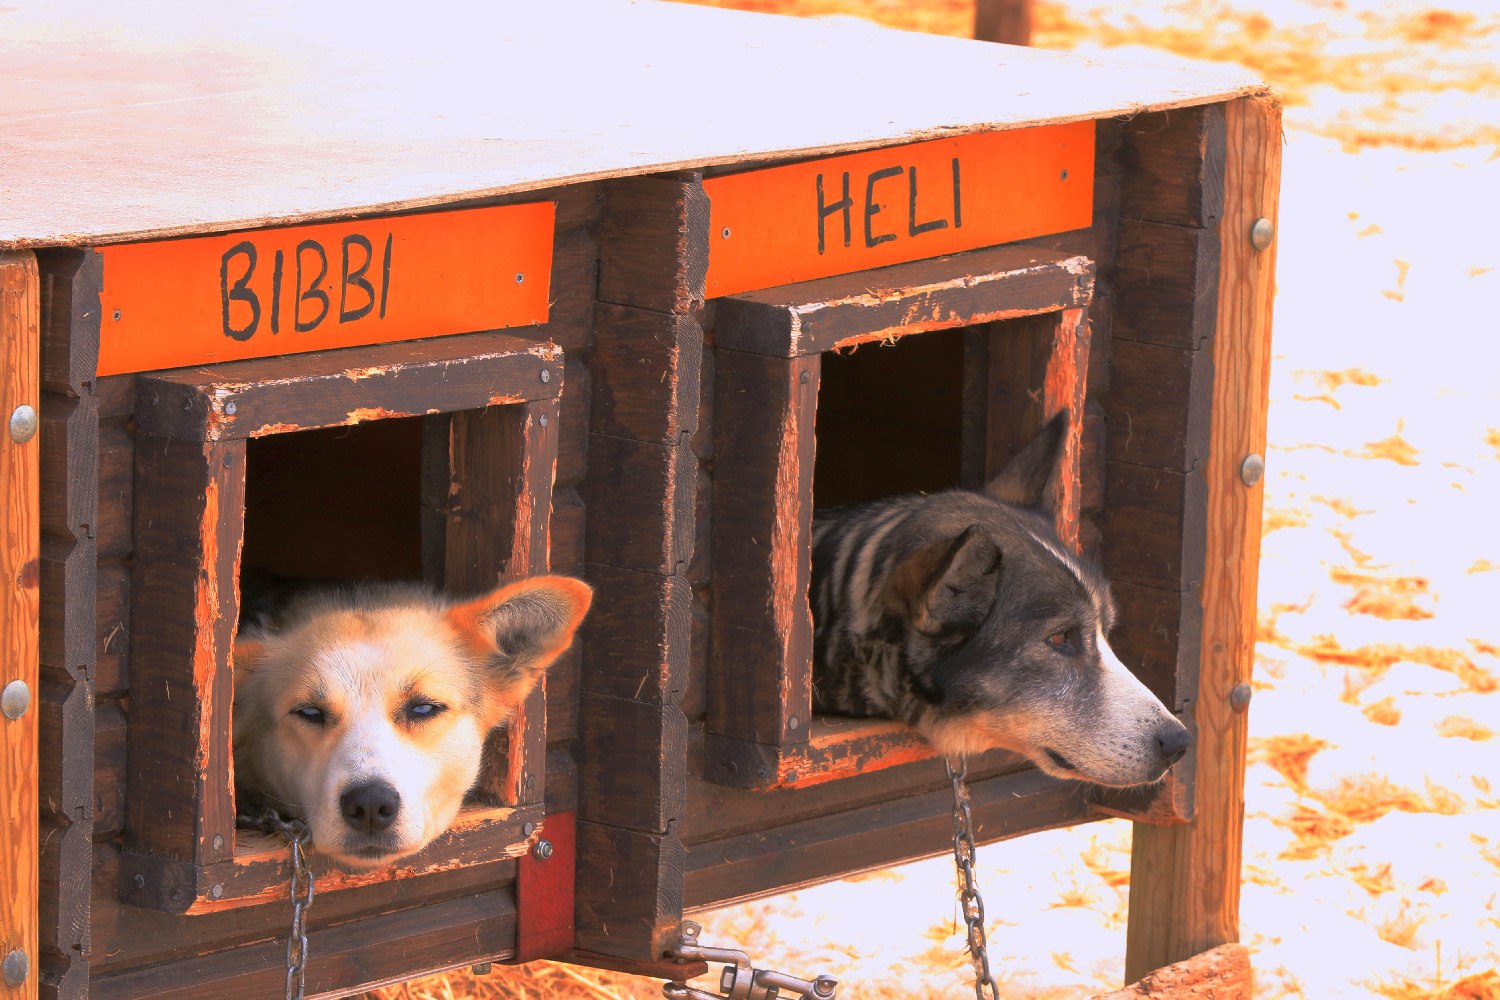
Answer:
xmin=945 ymin=757 xmax=998 ymax=1000
xmin=253 ymin=810 xmax=316 ymax=1000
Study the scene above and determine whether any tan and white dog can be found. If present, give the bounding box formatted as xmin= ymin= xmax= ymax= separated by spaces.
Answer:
xmin=232 ymin=575 xmax=591 ymax=867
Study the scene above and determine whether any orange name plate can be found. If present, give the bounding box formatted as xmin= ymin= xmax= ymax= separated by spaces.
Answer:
xmin=704 ymin=122 xmax=1094 ymax=298
xmin=97 ymin=202 xmax=555 ymax=376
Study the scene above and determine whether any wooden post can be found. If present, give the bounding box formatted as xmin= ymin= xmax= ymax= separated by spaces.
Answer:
xmin=974 ymin=0 xmax=1032 ymax=46
xmin=1123 ymin=95 xmax=1281 ymax=982
xmin=2 ymin=250 xmax=41 ymax=1000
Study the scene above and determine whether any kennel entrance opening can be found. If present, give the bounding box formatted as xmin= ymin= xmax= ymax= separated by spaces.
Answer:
xmin=120 ymin=332 xmax=563 ymax=914
xmin=705 ymin=244 xmax=1095 ymax=791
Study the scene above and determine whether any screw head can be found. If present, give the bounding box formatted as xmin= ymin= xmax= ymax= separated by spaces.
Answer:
xmin=522 ymin=821 xmax=536 ymax=837
xmin=721 ymin=226 xmax=731 ymax=239
xmin=2 ymin=950 xmax=27 ymax=989
xmin=210 ymin=883 xmax=224 ymax=899
xmin=1230 ymin=682 xmax=1253 ymax=712
xmin=1250 ymin=217 xmax=1275 ymax=252
xmin=539 ymin=413 xmax=549 ymax=428
xmin=1 ymin=680 xmax=30 ymax=721
xmin=1240 ymin=453 xmax=1265 ymax=487
xmin=787 ymin=716 xmax=799 ymax=731
xmin=1060 ymin=168 xmax=1069 ymax=180
xmin=212 ymin=834 xmax=225 ymax=852
xmin=539 ymin=369 xmax=551 ymax=384
xmin=532 ymin=839 xmax=554 ymax=860
xmin=112 ymin=309 xmax=122 ymax=322
xmin=9 ymin=405 xmax=37 ymax=444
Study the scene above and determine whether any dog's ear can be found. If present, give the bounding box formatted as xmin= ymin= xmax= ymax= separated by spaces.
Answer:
xmin=447 ymin=575 xmax=593 ymax=714
xmin=882 ymin=526 xmax=1001 ymax=638
xmin=232 ymin=638 xmax=267 ymax=688
xmin=984 ymin=410 xmax=1069 ymax=512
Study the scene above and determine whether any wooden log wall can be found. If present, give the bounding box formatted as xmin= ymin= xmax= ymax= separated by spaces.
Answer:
xmin=32 ymin=182 xmax=602 ymax=999
xmin=575 ymin=174 xmax=706 ymax=960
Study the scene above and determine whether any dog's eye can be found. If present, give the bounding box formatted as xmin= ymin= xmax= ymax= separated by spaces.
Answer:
xmin=291 ymin=705 xmax=327 ymax=725
xmin=1046 ymin=630 xmax=1074 ymax=653
xmin=404 ymin=701 xmax=447 ymax=722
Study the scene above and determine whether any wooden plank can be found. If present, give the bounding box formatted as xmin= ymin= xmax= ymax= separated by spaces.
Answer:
xmin=1 ymin=249 xmax=41 ymax=1000
xmin=708 ymin=351 xmax=818 ymax=748
xmin=34 ymin=249 xmax=101 ymax=398
xmin=1102 ymin=462 xmax=1211 ymax=595
xmin=684 ymin=768 xmax=1092 ymax=910
xmin=94 ymin=418 xmax=133 ymax=560
xmin=985 ymin=307 xmax=1090 ymax=549
xmin=716 ymin=246 xmax=1093 ymax=358
xmin=1106 ymin=338 xmax=1213 ymax=473
xmin=576 ymin=695 xmax=687 ymax=837
xmin=574 ymin=823 xmax=685 ymax=960
xmin=118 ymin=803 xmax=541 ymax=915
xmin=89 ymin=888 xmax=519 ymax=1000
xmin=1113 ymin=221 xmax=1221 ymax=352
xmin=93 ymin=563 xmax=130 ymax=697
xmin=1119 ymin=105 xmax=1227 ymax=229
xmin=1108 ymin=580 xmax=1204 ymax=713
xmin=37 ymin=816 xmax=90 ymax=999
xmin=125 ymin=435 xmax=244 ymax=867
xmin=597 ymin=175 xmax=709 ymax=314
xmin=703 ymin=718 xmax=938 ymax=792
xmin=1095 ymin=943 xmax=1250 ymax=999
xmin=702 ymin=125 xmax=1093 ymax=297
xmin=590 ymin=305 xmax=703 ymax=443
xmin=3 ymin=3 xmax=1264 ymax=252
xmin=134 ymin=331 xmax=562 ymax=441
xmin=579 ymin=564 xmax=692 ymax=706
xmin=1125 ymin=94 xmax=1281 ymax=982
xmin=583 ymin=434 xmax=697 ymax=576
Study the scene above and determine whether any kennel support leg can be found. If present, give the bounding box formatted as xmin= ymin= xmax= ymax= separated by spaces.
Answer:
xmin=1123 ymin=95 xmax=1282 ymax=983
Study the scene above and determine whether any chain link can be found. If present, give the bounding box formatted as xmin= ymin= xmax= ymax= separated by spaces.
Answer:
xmin=253 ymin=810 xmax=316 ymax=1000
xmin=945 ymin=758 xmax=998 ymax=1000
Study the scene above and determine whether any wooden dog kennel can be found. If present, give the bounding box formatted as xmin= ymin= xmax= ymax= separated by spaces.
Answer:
xmin=0 ymin=2 xmax=1280 ymax=997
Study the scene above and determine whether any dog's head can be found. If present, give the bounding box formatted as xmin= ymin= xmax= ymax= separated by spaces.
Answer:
xmin=885 ymin=414 xmax=1192 ymax=787
xmin=232 ymin=576 xmax=591 ymax=867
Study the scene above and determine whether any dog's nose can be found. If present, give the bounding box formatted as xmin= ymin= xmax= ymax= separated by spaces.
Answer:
xmin=340 ymin=781 xmax=401 ymax=834
xmin=1156 ymin=724 xmax=1193 ymax=766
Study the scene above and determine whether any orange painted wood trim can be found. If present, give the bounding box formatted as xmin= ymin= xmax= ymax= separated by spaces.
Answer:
xmin=703 ymin=123 xmax=1094 ymax=297
xmin=1 ymin=250 xmax=40 ymax=1000
xmin=96 ymin=202 xmax=555 ymax=376
xmin=1123 ymin=95 xmax=1282 ymax=982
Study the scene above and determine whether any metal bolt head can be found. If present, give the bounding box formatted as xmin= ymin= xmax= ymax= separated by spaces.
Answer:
xmin=1 ymin=680 xmax=30 ymax=721
xmin=539 ymin=414 xmax=549 ymax=428
xmin=532 ymin=839 xmax=554 ymax=860
xmin=133 ymin=873 xmax=146 ymax=889
xmin=1250 ymin=217 xmax=1274 ymax=252
xmin=539 ymin=368 xmax=551 ymax=384
xmin=787 ymin=715 xmax=799 ymax=731
xmin=210 ymin=883 xmax=224 ymax=899
xmin=813 ymin=976 xmax=838 ymax=998
xmin=224 ymin=401 xmax=238 ymax=416
xmin=522 ymin=821 xmax=536 ymax=837
xmin=1230 ymin=682 xmax=1253 ymax=712
xmin=9 ymin=405 xmax=37 ymax=444
xmin=2 ymin=949 xmax=27 ymax=989
xmin=1240 ymin=453 xmax=1265 ymax=487
xmin=213 ymin=834 xmax=225 ymax=852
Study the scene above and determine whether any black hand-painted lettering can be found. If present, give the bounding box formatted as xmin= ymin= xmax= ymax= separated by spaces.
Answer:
xmin=816 ymin=172 xmax=853 ymax=255
xmin=270 ymin=249 xmax=284 ymax=334
xmin=339 ymin=234 xmax=375 ymax=323
xmin=951 ymin=158 xmax=963 ymax=229
xmin=863 ymin=166 xmax=902 ymax=249
xmin=908 ymin=165 xmax=949 ymax=237
xmin=294 ymin=239 xmax=330 ymax=333
xmin=219 ymin=241 xmax=260 ymax=342
xmin=379 ymin=233 xmax=393 ymax=319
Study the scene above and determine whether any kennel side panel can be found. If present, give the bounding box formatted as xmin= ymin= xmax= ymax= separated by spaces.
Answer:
xmin=2 ymin=250 xmax=41 ymax=1000
xmin=1124 ymin=94 xmax=1281 ymax=982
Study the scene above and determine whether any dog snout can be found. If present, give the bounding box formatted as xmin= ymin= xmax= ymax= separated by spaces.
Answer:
xmin=1156 ymin=722 xmax=1193 ymax=767
xmin=340 ymin=780 xmax=402 ymax=835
